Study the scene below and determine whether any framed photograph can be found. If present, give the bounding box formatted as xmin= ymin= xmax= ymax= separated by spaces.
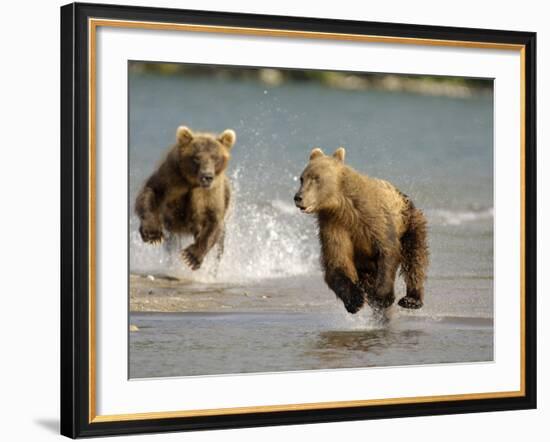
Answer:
xmin=60 ymin=2 xmax=537 ymax=438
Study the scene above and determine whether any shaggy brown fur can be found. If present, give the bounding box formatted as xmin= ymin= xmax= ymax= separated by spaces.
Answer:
xmin=135 ymin=125 xmax=236 ymax=270
xmin=294 ymin=147 xmax=429 ymax=313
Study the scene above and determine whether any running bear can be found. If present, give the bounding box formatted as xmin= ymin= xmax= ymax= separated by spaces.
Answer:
xmin=135 ymin=125 xmax=236 ymax=270
xmin=294 ymin=147 xmax=429 ymax=313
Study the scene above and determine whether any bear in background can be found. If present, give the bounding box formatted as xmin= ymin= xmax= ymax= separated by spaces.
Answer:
xmin=294 ymin=147 xmax=429 ymax=313
xmin=135 ymin=125 xmax=236 ymax=270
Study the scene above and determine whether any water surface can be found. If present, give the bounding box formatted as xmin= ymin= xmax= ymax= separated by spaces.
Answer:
xmin=128 ymin=70 xmax=494 ymax=378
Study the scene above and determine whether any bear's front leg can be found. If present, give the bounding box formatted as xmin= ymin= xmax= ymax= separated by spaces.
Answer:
xmin=325 ymin=270 xmax=365 ymax=314
xmin=135 ymin=185 xmax=164 ymax=244
xmin=138 ymin=216 xmax=164 ymax=244
xmin=320 ymin=227 xmax=365 ymax=313
xmin=181 ymin=215 xmax=223 ymax=270
xmin=181 ymin=243 xmax=204 ymax=271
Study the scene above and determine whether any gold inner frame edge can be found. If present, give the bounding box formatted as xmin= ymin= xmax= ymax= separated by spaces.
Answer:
xmin=87 ymin=18 xmax=527 ymax=424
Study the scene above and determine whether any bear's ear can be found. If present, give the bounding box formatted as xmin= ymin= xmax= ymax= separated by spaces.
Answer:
xmin=218 ymin=129 xmax=236 ymax=149
xmin=309 ymin=147 xmax=324 ymax=160
xmin=176 ymin=126 xmax=194 ymax=145
xmin=332 ymin=147 xmax=346 ymax=163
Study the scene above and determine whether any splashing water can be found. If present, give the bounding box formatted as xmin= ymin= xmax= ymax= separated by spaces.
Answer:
xmin=129 ymin=164 xmax=493 ymax=284
xmin=130 ymin=167 xmax=320 ymax=283
xmin=324 ymin=305 xmax=398 ymax=330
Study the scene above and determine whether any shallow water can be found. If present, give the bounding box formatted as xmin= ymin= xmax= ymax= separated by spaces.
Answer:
xmin=129 ymin=311 xmax=493 ymax=378
xmin=128 ymin=69 xmax=493 ymax=378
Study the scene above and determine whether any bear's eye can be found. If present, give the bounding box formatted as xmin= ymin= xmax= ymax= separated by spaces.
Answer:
xmin=192 ymin=156 xmax=201 ymax=164
xmin=312 ymin=175 xmax=320 ymax=182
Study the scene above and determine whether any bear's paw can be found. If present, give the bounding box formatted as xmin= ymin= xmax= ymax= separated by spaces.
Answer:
xmin=139 ymin=220 xmax=164 ymax=244
xmin=397 ymin=296 xmax=423 ymax=309
xmin=181 ymin=246 xmax=203 ymax=271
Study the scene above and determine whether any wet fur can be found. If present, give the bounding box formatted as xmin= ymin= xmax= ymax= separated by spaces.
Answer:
xmin=135 ymin=126 xmax=235 ymax=270
xmin=296 ymin=149 xmax=429 ymax=313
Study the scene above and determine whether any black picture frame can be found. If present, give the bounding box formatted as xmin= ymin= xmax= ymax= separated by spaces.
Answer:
xmin=60 ymin=2 xmax=537 ymax=438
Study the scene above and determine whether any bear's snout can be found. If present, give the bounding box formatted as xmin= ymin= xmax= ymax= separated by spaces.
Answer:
xmin=294 ymin=193 xmax=304 ymax=208
xmin=199 ymin=173 xmax=214 ymax=188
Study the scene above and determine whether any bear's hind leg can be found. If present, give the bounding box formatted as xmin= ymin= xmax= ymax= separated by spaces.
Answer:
xmin=365 ymin=253 xmax=398 ymax=311
xmin=356 ymin=261 xmax=376 ymax=299
xmin=398 ymin=205 xmax=429 ymax=309
xmin=210 ymin=228 xmax=225 ymax=276
xmin=215 ymin=228 xmax=225 ymax=262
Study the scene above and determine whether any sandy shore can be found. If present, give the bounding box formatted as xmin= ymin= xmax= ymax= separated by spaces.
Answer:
xmin=131 ymin=274 xmax=244 ymax=312
xmin=129 ymin=273 xmax=329 ymax=313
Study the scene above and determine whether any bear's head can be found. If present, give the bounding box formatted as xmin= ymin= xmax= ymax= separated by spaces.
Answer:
xmin=176 ymin=126 xmax=236 ymax=188
xmin=294 ymin=147 xmax=346 ymax=214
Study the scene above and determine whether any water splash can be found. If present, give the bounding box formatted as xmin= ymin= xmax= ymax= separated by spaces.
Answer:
xmin=130 ymin=167 xmax=493 ymax=284
xmin=130 ymin=168 xmax=320 ymax=283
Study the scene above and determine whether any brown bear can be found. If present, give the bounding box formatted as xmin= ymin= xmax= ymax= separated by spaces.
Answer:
xmin=135 ymin=125 xmax=236 ymax=270
xmin=294 ymin=147 xmax=429 ymax=313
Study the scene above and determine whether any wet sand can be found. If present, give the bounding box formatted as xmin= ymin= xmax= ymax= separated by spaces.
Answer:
xmin=130 ymin=273 xmax=336 ymax=313
xmin=129 ymin=271 xmax=494 ymax=378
